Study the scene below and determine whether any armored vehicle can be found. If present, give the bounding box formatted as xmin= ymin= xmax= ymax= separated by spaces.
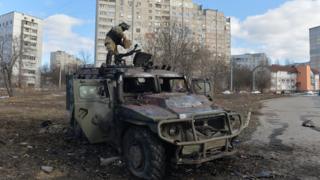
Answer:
xmin=66 ymin=47 xmax=249 ymax=180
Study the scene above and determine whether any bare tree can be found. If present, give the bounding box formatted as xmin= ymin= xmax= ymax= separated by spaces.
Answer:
xmin=144 ymin=22 xmax=231 ymax=93
xmin=40 ymin=64 xmax=51 ymax=88
xmin=233 ymin=67 xmax=252 ymax=91
xmin=145 ymin=23 xmax=202 ymax=77
xmin=0 ymin=35 xmax=23 ymax=97
xmin=255 ymin=69 xmax=271 ymax=92
xmin=207 ymin=56 xmax=229 ymax=93
xmin=79 ymin=50 xmax=92 ymax=65
xmin=196 ymin=52 xmax=229 ymax=93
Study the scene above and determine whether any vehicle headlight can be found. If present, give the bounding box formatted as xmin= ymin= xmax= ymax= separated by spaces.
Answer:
xmin=179 ymin=114 xmax=187 ymax=119
xmin=168 ymin=126 xmax=180 ymax=136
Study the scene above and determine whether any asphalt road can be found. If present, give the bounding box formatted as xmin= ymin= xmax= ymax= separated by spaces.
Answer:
xmin=249 ymin=96 xmax=320 ymax=179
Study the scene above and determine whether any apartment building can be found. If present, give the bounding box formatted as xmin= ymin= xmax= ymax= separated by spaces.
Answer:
xmin=310 ymin=26 xmax=320 ymax=71
xmin=95 ymin=0 xmax=231 ymax=67
xmin=0 ymin=11 xmax=42 ymax=88
xmin=50 ymin=51 xmax=83 ymax=73
xmin=232 ymin=53 xmax=269 ymax=70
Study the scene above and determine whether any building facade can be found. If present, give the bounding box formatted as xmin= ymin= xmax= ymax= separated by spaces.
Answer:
xmin=270 ymin=65 xmax=297 ymax=93
xmin=296 ymin=65 xmax=319 ymax=92
xmin=270 ymin=64 xmax=320 ymax=93
xmin=310 ymin=26 xmax=320 ymax=71
xmin=232 ymin=53 xmax=269 ymax=70
xmin=50 ymin=51 xmax=83 ymax=73
xmin=0 ymin=11 xmax=42 ymax=88
xmin=95 ymin=0 xmax=231 ymax=67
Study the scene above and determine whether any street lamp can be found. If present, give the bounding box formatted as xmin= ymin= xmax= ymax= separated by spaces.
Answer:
xmin=58 ymin=63 xmax=62 ymax=89
xmin=230 ymin=58 xmax=234 ymax=92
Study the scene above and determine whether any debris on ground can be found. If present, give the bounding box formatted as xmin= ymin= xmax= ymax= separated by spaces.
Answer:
xmin=40 ymin=120 xmax=53 ymax=128
xmin=39 ymin=121 xmax=65 ymax=134
xmin=11 ymin=155 xmax=18 ymax=159
xmin=0 ymin=139 xmax=5 ymax=145
xmin=20 ymin=142 xmax=28 ymax=146
xmin=41 ymin=166 xmax=54 ymax=173
xmin=255 ymin=170 xmax=274 ymax=178
xmin=100 ymin=156 xmax=122 ymax=166
xmin=2 ymin=91 xmax=317 ymax=179
xmin=302 ymin=120 xmax=315 ymax=128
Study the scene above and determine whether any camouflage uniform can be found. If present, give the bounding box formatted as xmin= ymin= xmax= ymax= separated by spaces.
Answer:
xmin=105 ymin=24 xmax=131 ymax=65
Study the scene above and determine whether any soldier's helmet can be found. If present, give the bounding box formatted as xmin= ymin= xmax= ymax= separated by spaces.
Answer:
xmin=119 ymin=22 xmax=130 ymax=31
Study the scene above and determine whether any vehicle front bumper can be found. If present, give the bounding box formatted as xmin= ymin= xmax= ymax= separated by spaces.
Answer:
xmin=157 ymin=111 xmax=251 ymax=165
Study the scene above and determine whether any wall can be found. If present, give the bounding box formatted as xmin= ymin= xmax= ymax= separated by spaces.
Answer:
xmin=296 ymin=65 xmax=311 ymax=91
xmin=270 ymin=71 xmax=297 ymax=92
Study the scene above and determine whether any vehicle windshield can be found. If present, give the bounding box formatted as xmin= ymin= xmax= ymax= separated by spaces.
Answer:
xmin=123 ymin=77 xmax=156 ymax=94
xmin=159 ymin=77 xmax=187 ymax=93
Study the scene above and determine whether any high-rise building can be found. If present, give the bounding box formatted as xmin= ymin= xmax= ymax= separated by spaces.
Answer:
xmin=95 ymin=0 xmax=231 ymax=67
xmin=310 ymin=26 xmax=320 ymax=71
xmin=0 ymin=11 xmax=43 ymax=88
xmin=232 ymin=53 xmax=269 ymax=70
xmin=50 ymin=51 xmax=83 ymax=73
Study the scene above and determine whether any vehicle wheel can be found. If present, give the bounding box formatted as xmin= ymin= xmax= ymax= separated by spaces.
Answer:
xmin=123 ymin=127 xmax=166 ymax=180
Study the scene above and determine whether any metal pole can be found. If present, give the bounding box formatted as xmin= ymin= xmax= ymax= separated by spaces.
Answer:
xmin=131 ymin=0 xmax=135 ymax=42
xmin=182 ymin=0 xmax=184 ymax=27
xmin=252 ymin=70 xmax=255 ymax=91
xmin=230 ymin=59 xmax=233 ymax=91
xmin=59 ymin=65 xmax=62 ymax=89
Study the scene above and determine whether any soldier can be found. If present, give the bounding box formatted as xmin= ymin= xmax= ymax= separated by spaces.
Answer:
xmin=105 ymin=22 xmax=132 ymax=65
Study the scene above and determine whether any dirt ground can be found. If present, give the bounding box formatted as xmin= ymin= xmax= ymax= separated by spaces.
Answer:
xmin=0 ymin=90 xmax=311 ymax=180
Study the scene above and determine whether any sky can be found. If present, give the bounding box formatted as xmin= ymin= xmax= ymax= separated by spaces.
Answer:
xmin=1 ymin=0 xmax=319 ymax=65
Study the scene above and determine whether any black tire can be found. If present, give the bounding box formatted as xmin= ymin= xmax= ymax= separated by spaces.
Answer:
xmin=123 ymin=127 xmax=166 ymax=180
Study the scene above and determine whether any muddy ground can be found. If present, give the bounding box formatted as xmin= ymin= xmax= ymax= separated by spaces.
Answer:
xmin=0 ymin=91 xmax=316 ymax=179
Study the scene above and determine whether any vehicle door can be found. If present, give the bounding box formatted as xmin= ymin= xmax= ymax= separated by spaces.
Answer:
xmin=73 ymin=79 xmax=114 ymax=143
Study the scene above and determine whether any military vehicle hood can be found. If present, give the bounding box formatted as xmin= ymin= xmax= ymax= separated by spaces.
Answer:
xmin=121 ymin=93 xmax=220 ymax=121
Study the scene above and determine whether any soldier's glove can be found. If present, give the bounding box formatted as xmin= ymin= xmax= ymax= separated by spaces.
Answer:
xmin=122 ymin=37 xmax=132 ymax=49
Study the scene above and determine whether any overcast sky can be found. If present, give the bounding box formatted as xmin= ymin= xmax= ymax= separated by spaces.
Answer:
xmin=1 ymin=0 xmax=319 ymax=65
